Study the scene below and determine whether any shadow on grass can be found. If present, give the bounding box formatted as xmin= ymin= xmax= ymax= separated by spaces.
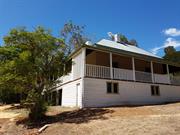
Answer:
xmin=16 ymin=108 xmax=113 ymax=129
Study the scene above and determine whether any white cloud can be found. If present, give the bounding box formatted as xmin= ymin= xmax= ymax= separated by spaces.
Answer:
xmin=151 ymin=38 xmax=180 ymax=54
xmin=163 ymin=28 xmax=180 ymax=37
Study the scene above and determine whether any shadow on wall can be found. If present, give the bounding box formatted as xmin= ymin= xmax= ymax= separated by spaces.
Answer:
xmin=16 ymin=108 xmax=114 ymax=129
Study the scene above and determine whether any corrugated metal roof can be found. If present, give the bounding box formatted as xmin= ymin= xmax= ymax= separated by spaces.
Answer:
xmin=96 ymin=39 xmax=161 ymax=58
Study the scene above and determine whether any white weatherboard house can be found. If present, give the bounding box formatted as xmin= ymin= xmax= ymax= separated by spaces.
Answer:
xmin=51 ymin=37 xmax=180 ymax=108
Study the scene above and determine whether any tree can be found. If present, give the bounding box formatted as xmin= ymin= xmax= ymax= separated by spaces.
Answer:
xmin=164 ymin=46 xmax=176 ymax=55
xmin=119 ymin=34 xmax=128 ymax=44
xmin=0 ymin=27 xmax=70 ymax=121
xmin=129 ymin=39 xmax=138 ymax=46
xmin=163 ymin=46 xmax=180 ymax=64
xmin=0 ymin=46 xmax=24 ymax=103
xmin=61 ymin=21 xmax=88 ymax=53
xmin=107 ymin=32 xmax=138 ymax=46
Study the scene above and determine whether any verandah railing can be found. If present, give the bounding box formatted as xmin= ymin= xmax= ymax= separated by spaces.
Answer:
xmin=85 ymin=64 xmax=180 ymax=85
xmin=170 ymin=75 xmax=180 ymax=85
xmin=135 ymin=71 xmax=152 ymax=82
xmin=113 ymin=67 xmax=133 ymax=81
xmin=86 ymin=64 xmax=111 ymax=78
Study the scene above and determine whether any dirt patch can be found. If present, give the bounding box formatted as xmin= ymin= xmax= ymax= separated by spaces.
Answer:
xmin=41 ymin=103 xmax=180 ymax=135
xmin=0 ymin=104 xmax=27 ymax=119
xmin=0 ymin=112 xmax=21 ymax=119
xmin=106 ymin=106 xmax=155 ymax=117
xmin=1 ymin=103 xmax=180 ymax=135
xmin=17 ymin=108 xmax=113 ymax=129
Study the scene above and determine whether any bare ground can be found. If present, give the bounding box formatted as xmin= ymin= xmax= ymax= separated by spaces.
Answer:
xmin=1 ymin=103 xmax=180 ymax=135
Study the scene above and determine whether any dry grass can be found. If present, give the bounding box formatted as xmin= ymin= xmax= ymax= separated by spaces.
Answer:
xmin=1 ymin=103 xmax=180 ymax=135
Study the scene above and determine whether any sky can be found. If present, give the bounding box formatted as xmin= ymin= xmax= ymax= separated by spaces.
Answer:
xmin=0 ymin=0 xmax=180 ymax=56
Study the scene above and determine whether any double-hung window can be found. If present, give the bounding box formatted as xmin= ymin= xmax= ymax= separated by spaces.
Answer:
xmin=107 ymin=82 xmax=119 ymax=94
xmin=151 ymin=85 xmax=160 ymax=96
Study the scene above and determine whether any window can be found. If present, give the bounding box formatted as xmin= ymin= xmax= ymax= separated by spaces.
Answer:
xmin=107 ymin=82 xmax=119 ymax=94
xmin=151 ymin=85 xmax=160 ymax=96
xmin=107 ymin=82 xmax=112 ymax=93
xmin=113 ymin=83 xmax=118 ymax=93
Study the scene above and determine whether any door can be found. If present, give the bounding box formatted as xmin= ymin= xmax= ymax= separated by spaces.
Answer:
xmin=76 ymin=83 xmax=81 ymax=107
xmin=58 ymin=89 xmax=62 ymax=105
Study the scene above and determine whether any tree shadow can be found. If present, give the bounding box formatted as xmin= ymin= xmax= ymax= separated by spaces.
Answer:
xmin=16 ymin=108 xmax=114 ymax=129
xmin=4 ymin=104 xmax=24 ymax=110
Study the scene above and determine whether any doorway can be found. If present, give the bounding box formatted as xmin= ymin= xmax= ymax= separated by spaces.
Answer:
xmin=76 ymin=83 xmax=81 ymax=107
xmin=58 ymin=89 xmax=62 ymax=105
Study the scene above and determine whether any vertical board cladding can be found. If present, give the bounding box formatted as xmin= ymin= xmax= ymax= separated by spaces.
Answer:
xmin=83 ymin=78 xmax=180 ymax=107
xmin=72 ymin=51 xmax=82 ymax=80
xmin=60 ymin=79 xmax=83 ymax=107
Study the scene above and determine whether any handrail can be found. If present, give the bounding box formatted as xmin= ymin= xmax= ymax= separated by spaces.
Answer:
xmin=85 ymin=64 xmax=180 ymax=85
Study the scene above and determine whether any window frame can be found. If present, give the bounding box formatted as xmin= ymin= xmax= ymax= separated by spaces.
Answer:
xmin=151 ymin=85 xmax=160 ymax=96
xmin=107 ymin=82 xmax=112 ymax=93
xmin=106 ymin=82 xmax=119 ymax=94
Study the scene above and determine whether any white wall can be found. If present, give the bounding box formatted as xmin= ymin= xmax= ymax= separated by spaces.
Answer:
xmin=58 ymin=50 xmax=83 ymax=84
xmin=72 ymin=51 xmax=82 ymax=79
xmin=59 ymin=79 xmax=83 ymax=107
xmin=56 ymin=49 xmax=84 ymax=108
xmin=83 ymin=78 xmax=180 ymax=107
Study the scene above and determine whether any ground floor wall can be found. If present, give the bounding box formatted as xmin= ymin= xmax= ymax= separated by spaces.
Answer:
xmin=58 ymin=78 xmax=83 ymax=107
xmin=83 ymin=77 xmax=180 ymax=107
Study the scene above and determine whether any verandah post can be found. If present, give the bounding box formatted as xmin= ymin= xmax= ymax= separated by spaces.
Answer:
xmin=166 ymin=64 xmax=171 ymax=84
xmin=110 ymin=52 xmax=113 ymax=79
xmin=151 ymin=61 xmax=154 ymax=83
xmin=132 ymin=57 xmax=136 ymax=81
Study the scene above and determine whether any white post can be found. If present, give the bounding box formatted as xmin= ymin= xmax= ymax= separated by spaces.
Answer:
xmin=81 ymin=48 xmax=86 ymax=78
xmin=110 ymin=53 xmax=113 ymax=79
xmin=151 ymin=61 xmax=154 ymax=83
xmin=132 ymin=57 xmax=136 ymax=81
xmin=166 ymin=64 xmax=171 ymax=84
xmin=81 ymin=48 xmax=86 ymax=108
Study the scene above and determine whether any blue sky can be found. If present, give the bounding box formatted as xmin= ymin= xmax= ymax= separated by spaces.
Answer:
xmin=1 ymin=0 xmax=180 ymax=56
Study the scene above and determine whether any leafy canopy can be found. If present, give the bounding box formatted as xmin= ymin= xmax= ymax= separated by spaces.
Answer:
xmin=163 ymin=46 xmax=180 ymax=64
xmin=0 ymin=26 xmax=71 ymax=120
xmin=1 ymin=27 xmax=69 ymax=93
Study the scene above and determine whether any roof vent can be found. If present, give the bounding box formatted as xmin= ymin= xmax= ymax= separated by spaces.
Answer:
xmin=107 ymin=32 xmax=121 ymax=43
xmin=114 ymin=34 xmax=121 ymax=43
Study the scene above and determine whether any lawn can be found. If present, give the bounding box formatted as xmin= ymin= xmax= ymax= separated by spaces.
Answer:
xmin=1 ymin=103 xmax=180 ymax=135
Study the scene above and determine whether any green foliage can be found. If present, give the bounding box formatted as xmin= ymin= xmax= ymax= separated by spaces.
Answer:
xmin=163 ymin=46 xmax=180 ymax=64
xmin=119 ymin=34 xmax=128 ymax=43
xmin=0 ymin=26 xmax=70 ymax=121
xmin=164 ymin=46 xmax=176 ymax=55
xmin=26 ymin=91 xmax=47 ymax=121
xmin=0 ymin=87 xmax=21 ymax=104
xmin=129 ymin=39 xmax=138 ymax=46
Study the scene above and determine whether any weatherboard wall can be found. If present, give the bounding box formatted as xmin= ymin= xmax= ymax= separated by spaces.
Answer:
xmin=61 ymin=78 xmax=82 ymax=107
xmin=83 ymin=78 xmax=180 ymax=107
xmin=72 ymin=50 xmax=83 ymax=80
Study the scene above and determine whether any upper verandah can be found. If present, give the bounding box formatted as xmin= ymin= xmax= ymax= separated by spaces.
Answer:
xmin=69 ymin=39 xmax=180 ymax=68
